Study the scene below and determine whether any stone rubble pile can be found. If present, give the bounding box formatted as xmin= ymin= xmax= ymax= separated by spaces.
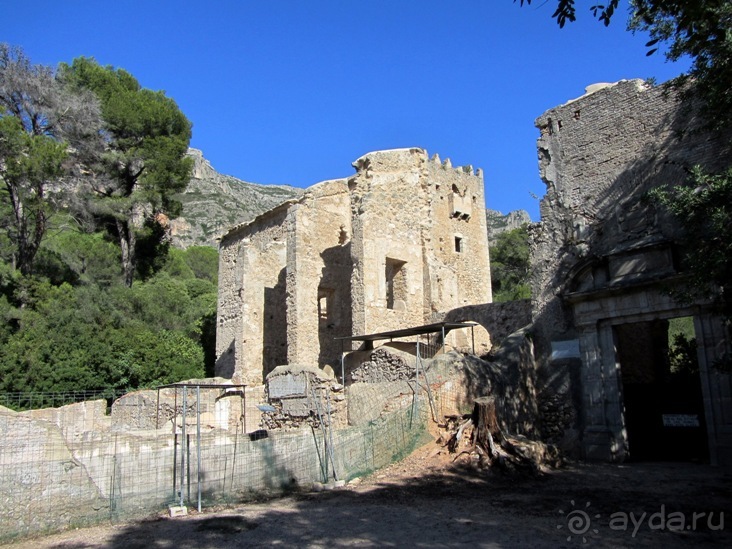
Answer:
xmin=350 ymin=347 xmax=416 ymax=383
xmin=263 ymin=364 xmax=346 ymax=430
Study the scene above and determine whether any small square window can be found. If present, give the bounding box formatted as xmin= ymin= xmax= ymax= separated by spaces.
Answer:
xmin=455 ymin=236 xmax=463 ymax=253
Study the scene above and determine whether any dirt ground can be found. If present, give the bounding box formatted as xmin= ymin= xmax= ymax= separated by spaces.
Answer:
xmin=4 ymin=439 xmax=732 ymax=548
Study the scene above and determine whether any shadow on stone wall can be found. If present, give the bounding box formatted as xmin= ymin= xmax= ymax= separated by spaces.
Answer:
xmin=530 ymin=84 xmax=732 ymax=460
xmin=460 ymin=328 xmax=538 ymax=437
xmin=530 ymin=85 xmax=730 ymax=357
xmin=319 ymin=243 xmax=353 ymax=369
xmin=421 ymin=328 xmax=538 ymax=438
xmin=263 ymin=268 xmax=288 ymax=380
xmin=442 ymin=300 xmax=531 ymax=350
xmin=215 ymin=340 xmax=236 ymax=380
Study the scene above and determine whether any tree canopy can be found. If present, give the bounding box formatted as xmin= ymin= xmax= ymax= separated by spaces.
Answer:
xmin=649 ymin=167 xmax=732 ymax=318
xmin=490 ymin=225 xmax=531 ymax=302
xmin=0 ymin=44 xmax=102 ymax=276
xmin=516 ymin=0 xmax=620 ymax=27
xmin=0 ymin=46 xmax=214 ymax=408
xmin=60 ymin=57 xmax=193 ymax=287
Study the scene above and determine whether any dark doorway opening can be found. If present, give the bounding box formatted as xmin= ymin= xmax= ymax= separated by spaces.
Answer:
xmin=614 ymin=317 xmax=708 ymax=462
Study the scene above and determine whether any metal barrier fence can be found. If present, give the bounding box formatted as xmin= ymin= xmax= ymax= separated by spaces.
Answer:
xmin=0 ymin=382 xmax=450 ymax=542
xmin=0 ymin=391 xmax=122 ymax=412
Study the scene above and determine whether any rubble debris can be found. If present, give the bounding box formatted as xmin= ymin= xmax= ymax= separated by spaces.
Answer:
xmin=263 ymin=364 xmax=346 ymax=430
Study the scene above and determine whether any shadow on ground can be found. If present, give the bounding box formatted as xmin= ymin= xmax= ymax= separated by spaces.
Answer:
xmin=32 ymin=461 xmax=732 ymax=549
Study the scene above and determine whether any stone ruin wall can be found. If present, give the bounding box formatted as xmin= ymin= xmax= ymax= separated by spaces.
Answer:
xmin=530 ymin=79 xmax=732 ymax=461
xmin=348 ymin=148 xmax=491 ymax=337
xmin=262 ymin=365 xmax=347 ymax=431
xmin=530 ymin=79 xmax=730 ymax=352
xmin=348 ymin=149 xmax=429 ymax=336
xmin=423 ymin=153 xmax=492 ymax=313
xmin=216 ymin=148 xmax=493 ymax=387
xmin=441 ymin=299 xmax=532 ymax=355
xmin=217 ymin=203 xmax=292 ymax=385
xmin=285 ymin=180 xmax=353 ymax=370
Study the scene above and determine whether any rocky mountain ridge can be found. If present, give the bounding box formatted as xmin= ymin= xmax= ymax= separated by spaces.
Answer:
xmin=172 ymin=149 xmax=531 ymax=249
xmin=169 ymin=149 xmax=303 ymax=248
xmin=486 ymin=208 xmax=531 ymax=244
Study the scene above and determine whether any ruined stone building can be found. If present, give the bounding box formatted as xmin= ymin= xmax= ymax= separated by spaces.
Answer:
xmin=531 ymin=80 xmax=732 ymax=465
xmin=216 ymin=148 xmax=492 ymax=386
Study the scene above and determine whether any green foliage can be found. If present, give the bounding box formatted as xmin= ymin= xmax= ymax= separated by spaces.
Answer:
xmin=515 ymin=0 xmax=619 ymax=28
xmin=666 ymin=316 xmax=699 ymax=378
xmin=181 ymin=246 xmax=219 ymax=284
xmin=0 ymin=113 xmax=67 ymax=275
xmin=630 ymin=0 xmax=732 ymax=133
xmin=668 ymin=332 xmax=698 ymax=378
xmin=0 ymin=46 xmax=216 ymax=407
xmin=38 ymin=226 xmax=122 ymax=286
xmin=1 ymin=44 xmax=103 ymax=279
xmin=59 ymin=57 xmax=193 ymax=287
xmin=490 ymin=225 xmax=531 ymax=302
xmin=0 ymin=235 xmax=218 ymax=403
xmin=649 ymin=167 xmax=732 ymax=315
xmin=668 ymin=315 xmax=695 ymax=341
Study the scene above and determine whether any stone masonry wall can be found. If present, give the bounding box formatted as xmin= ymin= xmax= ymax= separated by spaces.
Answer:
xmin=423 ymin=154 xmax=492 ymax=314
xmin=531 ymin=79 xmax=730 ymax=353
xmin=217 ymin=203 xmax=292 ymax=385
xmin=530 ymin=79 xmax=732 ymax=462
xmin=348 ymin=148 xmax=428 ymax=336
xmin=440 ymin=299 xmax=532 ymax=353
xmin=286 ymin=180 xmax=352 ymax=370
xmin=217 ymin=148 xmax=492 ymax=386
xmin=1 ymin=391 xmax=429 ymax=539
xmin=348 ymin=148 xmax=491 ymax=339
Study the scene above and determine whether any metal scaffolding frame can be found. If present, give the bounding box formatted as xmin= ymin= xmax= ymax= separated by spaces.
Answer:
xmin=155 ymin=382 xmax=247 ymax=512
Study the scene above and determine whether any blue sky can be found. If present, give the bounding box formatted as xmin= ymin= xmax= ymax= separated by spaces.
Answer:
xmin=1 ymin=1 xmax=689 ymax=220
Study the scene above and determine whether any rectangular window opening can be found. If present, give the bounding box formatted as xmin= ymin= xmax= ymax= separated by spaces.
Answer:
xmin=318 ymin=288 xmax=333 ymax=323
xmin=455 ymin=236 xmax=463 ymax=253
xmin=385 ymin=258 xmax=407 ymax=310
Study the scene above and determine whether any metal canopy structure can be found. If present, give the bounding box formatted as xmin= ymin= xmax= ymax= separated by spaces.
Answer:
xmin=335 ymin=321 xmax=478 ymax=343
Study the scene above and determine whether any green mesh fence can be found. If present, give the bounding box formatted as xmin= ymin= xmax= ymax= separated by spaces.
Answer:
xmin=0 ymin=388 xmax=434 ymax=541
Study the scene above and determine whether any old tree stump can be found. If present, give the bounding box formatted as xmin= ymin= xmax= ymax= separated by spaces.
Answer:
xmin=472 ymin=396 xmax=503 ymax=459
xmin=445 ymin=396 xmax=551 ymax=473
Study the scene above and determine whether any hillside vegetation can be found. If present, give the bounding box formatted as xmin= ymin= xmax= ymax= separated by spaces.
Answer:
xmin=0 ymin=46 xmax=289 ymax=407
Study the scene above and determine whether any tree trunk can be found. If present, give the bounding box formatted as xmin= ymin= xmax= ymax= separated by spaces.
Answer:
xmin=116 ymin=218 xmax=137 ymax=287
xmin=8 ymin=182 xmax=46 ymax=277
xmin=472 ymin=396 xmax=503 ymax=449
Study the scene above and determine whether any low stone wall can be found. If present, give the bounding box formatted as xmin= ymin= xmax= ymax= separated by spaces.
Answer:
xmin=347 ymin=381 xmax=414 ymax=426
xmin=440 ymin=299 xmax=532 ymax=351
xmin=263 ymin=365 xmax=347 ymax=430
xmin=0 ymin=331 xmax=546 ymax=540
xmin=536 ymin=358 xmax=581 ymax=456
xmin=0 ymin=388 xmax=429 ymax=541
